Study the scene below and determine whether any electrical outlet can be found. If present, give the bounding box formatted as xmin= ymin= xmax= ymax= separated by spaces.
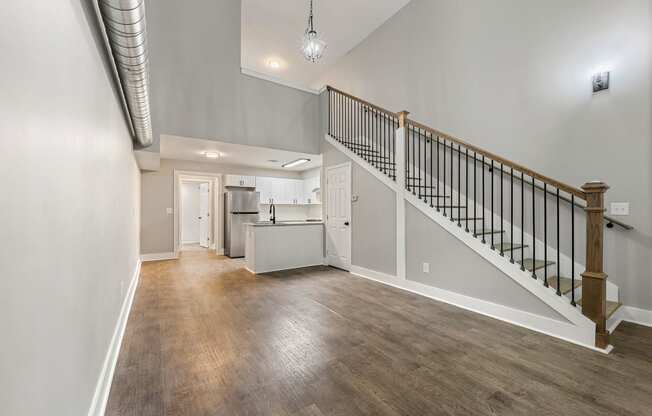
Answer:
xmin=422 ymin=262 xmax=430 ymax=273
xmin=166 ymin=207 xmax=173 ymax=215
xmin=610 ymin=202 xmax=629 ymax=216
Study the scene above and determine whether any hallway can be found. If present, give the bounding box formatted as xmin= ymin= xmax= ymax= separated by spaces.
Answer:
xmin=107 ymin=252 xmax=652 ymax=416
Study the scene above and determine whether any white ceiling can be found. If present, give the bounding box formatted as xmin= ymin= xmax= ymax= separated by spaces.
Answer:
xmin=241 ymin=0 xmax=411 ymax=92
xmin=160 ymin=135 xmax=322 ymax=172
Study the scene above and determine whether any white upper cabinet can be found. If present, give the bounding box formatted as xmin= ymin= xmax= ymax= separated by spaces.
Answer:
xmin=225 ymin=175 xmax=256 ymax=188
xmin=256 ymin=177 xmax=273 ymax=204
xmin=255 ymin=175 xmax=321 ymax=205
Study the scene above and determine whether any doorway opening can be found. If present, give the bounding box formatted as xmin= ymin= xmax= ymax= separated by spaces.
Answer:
xmin=180 ymin=180 xmax=211 ymax=251
xmin=175 ymin=172 xmax=220 ymax=256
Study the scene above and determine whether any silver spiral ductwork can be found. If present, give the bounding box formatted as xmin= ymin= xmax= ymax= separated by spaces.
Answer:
xmin=98 ymin=0 xmax=152 ymax=147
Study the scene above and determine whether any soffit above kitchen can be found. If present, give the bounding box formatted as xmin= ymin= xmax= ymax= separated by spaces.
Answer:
xmin=161 ymin=135 xmax=322 ymax=171
xmin=241 ymin=0 xmax=411 ymax=92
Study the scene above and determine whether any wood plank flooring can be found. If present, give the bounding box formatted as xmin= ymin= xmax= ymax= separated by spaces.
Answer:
xmin=106 ymin=250 xmax=652 ymax=416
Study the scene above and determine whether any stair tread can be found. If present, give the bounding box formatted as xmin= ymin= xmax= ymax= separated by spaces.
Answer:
xmin=547 ymin=276 xmax=581 ymax=295
xmin=475 ymin=229 xmax=505 ymax=235
xmin=495 ymin=242 xmax=528 ymax=252
xmin=577 ymin=299 xmax=622 ymax=319
xmin=519 ymin=258 xmax=555 ymax=272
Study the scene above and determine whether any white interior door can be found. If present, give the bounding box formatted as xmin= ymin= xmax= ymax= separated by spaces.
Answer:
xmin=199 ymin=183 xmax=210 ymax=248
xmin=326 ymin=163 xmax=351 ymax=270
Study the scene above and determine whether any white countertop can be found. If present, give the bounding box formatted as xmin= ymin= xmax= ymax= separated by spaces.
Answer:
xmin=245 ymin=220 xmax=324 ymax=227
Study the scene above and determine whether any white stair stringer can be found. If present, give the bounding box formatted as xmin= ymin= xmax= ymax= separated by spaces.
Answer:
xmin=325 ymin=134 xmax=611 ymax=353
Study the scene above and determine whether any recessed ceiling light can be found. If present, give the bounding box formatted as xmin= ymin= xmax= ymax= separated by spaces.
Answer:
xmin=267 ymin=159 xmax=280 ymax=163
xmin=267 ymin=59 xmax=281 ymax=69
xmin=204 ymin=151 xmax=220 ymax=159
xmin=282 ymin=158 xmax=310 ymax=168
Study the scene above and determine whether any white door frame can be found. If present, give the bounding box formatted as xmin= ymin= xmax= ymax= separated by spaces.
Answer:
xmin=174 ymin=170 xmax=221 ymax=257
xmin=325 ymin=162 xmax=352 ymax=270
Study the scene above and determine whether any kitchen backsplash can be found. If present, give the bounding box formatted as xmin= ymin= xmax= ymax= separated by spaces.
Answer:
xmin=258 ymin=204 xmax=322 ymax=221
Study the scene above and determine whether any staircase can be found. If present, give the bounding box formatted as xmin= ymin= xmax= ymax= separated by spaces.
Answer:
xmin=326 ymin=86 xmax=622 ymax=350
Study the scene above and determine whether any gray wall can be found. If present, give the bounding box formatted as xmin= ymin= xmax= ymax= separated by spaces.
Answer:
xmin=141 ymin=159 xmax=305 ymax=255
xmin=406 ymin=204 xmax=566 ymax=321
xmin=322 ymin=141 xmax=397 ymax=276
xmin=0 ymin=1 xmax=141 ymax=415
xmin=146 ymin=0 xmax=321 ymax=154
xmin=319 ymin=0 xmax=652 ymax=309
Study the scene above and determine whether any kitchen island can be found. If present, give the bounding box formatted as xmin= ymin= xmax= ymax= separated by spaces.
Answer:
xmin=244 ymin=221 xmax=324 ymax=274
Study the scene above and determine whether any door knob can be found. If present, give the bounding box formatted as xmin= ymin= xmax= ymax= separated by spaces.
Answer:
xmin=344 ymin=221 xmax=350 ymax=226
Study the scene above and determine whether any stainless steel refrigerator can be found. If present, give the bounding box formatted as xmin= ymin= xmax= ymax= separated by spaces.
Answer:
xmin=224 ymin=190 xmax=259 ymax=258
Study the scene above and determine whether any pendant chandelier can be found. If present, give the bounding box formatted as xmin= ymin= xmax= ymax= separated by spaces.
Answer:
xmin=300 ymin=0 xmax=326 ymax=63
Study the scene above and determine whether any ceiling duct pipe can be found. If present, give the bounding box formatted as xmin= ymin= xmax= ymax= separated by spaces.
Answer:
xmin=97 ymin=0 xmax=153 ymax=148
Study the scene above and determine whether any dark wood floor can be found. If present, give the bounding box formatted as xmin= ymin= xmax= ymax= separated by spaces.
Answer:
xmin=106 ymin=250 xmax=652 ymax=416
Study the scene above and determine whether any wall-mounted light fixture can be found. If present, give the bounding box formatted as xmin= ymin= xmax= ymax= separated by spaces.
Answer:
xmin=592 ymin=71 xmax=610 ymax=93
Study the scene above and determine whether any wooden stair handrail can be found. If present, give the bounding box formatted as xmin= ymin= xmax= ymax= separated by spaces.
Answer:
xmin=405 ymin=119 xmax=587 ymax=200
xmin=326 ymin=85 xmax=398 ymax=120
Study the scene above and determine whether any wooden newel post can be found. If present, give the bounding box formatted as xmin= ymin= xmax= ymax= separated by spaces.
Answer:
xmin=397 ymin=111 xmax=410 ymax=128
xmin=581 ymin=181 xmax=610 ymax=349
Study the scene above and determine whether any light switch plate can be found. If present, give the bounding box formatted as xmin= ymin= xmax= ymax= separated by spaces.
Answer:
xmin=610 ymin=202 xmax=629 ymax=216
xmin=422 ymin=262 xmax=430 ymax=273
xmin=166 ymin=207 xmax=173 ymax=215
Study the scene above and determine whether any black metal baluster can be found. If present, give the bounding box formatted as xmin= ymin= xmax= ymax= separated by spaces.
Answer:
xmin=473 ymin=152 xmax=477 ymax=237
xmin=412 ymin=127 xmax=416 ymax=195
xmin=457 ymin=145 xmax=461 ymax=226
xmin=349 ymin=97 xmax=352 ymax=145
xmin=491 ymin=160 xmax=495 ymax=249
xmin=571 ymin=195 xmax=576 ymax=306
xmin=450 ymin=140 xmax=454 ymax=221
xmin=424 ymin=131 xmax=428 ymax=203
xmin=430 ymin=133 xmax=434 ymax=207
xmin=481 ymin=156 xmax=486 ymax=244
xmin=405 ymin=122 xmax=410 ymax=192
xmin=328 ymin=90 xmax=331 ymax=136
xmin=556 ymin=189 xmax=561 ymax=296
xmin=465 ymin=148 xmax=469 ymax=232
xmin=500 ymin=163 xmax=504 ymax=256
xmin=436 ymin=137 xmax=440 ymax=211
xmin=510 ymin=168 xmax=514 ymax=263
xmin=532 ymin=176 xmax=537 ymax=279
xmin=521 ymin=172 xmax=525 ymax=271
xmin=443 ymin=140 xmax=447 ymax=217
xmin=418 ymin=128 xmax=422 ymax=198
xmin=384 ymin=115 xmax=388 ymax=174
xmin=544 ymin=183 xmax=548 ymax=287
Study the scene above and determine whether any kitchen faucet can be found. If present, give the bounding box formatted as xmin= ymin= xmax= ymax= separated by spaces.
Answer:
xmin=269 ymin=202 xmax=276 ymax=224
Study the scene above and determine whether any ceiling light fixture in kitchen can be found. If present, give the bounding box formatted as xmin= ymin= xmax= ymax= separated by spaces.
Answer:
xmin=282 ymin=158 xmax=311 ymax=168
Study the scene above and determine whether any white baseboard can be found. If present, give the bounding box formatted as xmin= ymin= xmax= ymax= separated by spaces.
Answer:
xmin=217 ymin=248 xmax=225 ymax=255
xmin=87 ymin=260 xmax=141 ymax=416
xmin=349 ymin=265 xmax=610 ymax=353
xmin=609 ymin=305 xmax=652 ymax=333
xmin=140 ymin=252 xmax=177 ymax=262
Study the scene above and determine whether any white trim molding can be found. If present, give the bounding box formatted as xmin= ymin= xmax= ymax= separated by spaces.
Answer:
xmin=608 ymin=305 xmax=652 ymax=333
xmin=240 ymin=67 xmax=321 ymax=95
xmin=350 ymin=264 xmax=611 ymax=354
xmin=87 ymin=260 xmax=141 ymax=416
xmin=140 ymin=252 xmax=177 ymax=262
